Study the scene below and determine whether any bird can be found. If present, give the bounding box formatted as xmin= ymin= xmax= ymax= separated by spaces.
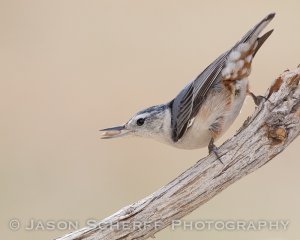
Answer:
xmin=100 ymin=13 xmax=275 ymax=161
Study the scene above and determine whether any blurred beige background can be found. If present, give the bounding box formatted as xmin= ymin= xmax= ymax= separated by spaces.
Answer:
xmin=0 ymin=1 xmax=299 ymax=239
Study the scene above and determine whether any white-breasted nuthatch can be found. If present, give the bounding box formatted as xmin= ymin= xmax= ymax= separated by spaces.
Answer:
xmin=100 ymin=13 xmax=275 ymax=158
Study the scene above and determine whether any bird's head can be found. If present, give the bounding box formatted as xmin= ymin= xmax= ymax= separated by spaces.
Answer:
xmin=100 ymin=104 xmax=171 ymax=141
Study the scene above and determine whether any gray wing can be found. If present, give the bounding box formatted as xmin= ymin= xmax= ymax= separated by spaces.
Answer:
xmin=170 ymin=13 xmax=275 ymax=142
xmin=170 ymin=52 xmax=228 ymax=142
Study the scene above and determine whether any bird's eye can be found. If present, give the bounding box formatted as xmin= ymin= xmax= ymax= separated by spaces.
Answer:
xmin=136 ymin=118 xmax=145 ymax=126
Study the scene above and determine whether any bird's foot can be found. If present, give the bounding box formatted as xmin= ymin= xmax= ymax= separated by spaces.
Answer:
xmin=208 ymin=138 xmax=224 ymax=165
xmin=249 ymin=92 xmax=268 ymax=106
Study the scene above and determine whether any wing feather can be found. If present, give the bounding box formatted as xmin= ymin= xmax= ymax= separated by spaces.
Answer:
xmin=170 ymin=13 xmax=275 ymax=142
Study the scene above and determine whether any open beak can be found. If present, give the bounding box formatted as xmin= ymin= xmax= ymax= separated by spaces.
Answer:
xmin=99 ymin=125 xmax=130 ymax=139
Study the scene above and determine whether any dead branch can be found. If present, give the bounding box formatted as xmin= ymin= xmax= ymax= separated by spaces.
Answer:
xmin=56 ymin=67 xmax=300 ymax=240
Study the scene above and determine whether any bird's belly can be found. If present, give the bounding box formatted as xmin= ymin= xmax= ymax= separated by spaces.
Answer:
xmin=174 ymin=126 xmax=212 ymax=149
xmin=173 ymin=78 xmax=248 ymax=150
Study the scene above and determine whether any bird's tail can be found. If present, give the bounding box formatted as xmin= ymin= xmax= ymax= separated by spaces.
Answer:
xmin=252 ymin=29 xmax=274 ymax=57
xmin=234 ymin=13 xmax=275 ymax=56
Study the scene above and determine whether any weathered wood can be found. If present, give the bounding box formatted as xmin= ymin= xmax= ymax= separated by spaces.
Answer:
xmin=56 ymin=67 xmax=300 ymax=240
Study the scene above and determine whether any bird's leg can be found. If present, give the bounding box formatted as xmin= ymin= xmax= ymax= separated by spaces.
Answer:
xmin=248 ymin=91 xmax=267 ymax=106
xmin=208 ymin=138 xmax=223 ymax=164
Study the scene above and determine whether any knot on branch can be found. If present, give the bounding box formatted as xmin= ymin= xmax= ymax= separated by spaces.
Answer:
xmin=262 ymin=67 xmax=300 ymax=147
xmin=268 ymin=127 xmax=287 ymax=145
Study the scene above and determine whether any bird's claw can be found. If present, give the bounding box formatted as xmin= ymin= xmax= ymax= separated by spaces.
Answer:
xmin=208 ymin=139 xmax=224 ymax=165
xmin=249 ymin=92 xmax=269 ymax=106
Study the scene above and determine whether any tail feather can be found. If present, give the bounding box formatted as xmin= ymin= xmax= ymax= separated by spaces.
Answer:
xmin=243 ymin=12 xmax=275 ymax=44
xmin=253 ymin=29 xmax=274 ymax=57
xmin=233 ymin=13 xmax=275 ymax=50
xmin=229 ymin=13 xmax=275 ymax=59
